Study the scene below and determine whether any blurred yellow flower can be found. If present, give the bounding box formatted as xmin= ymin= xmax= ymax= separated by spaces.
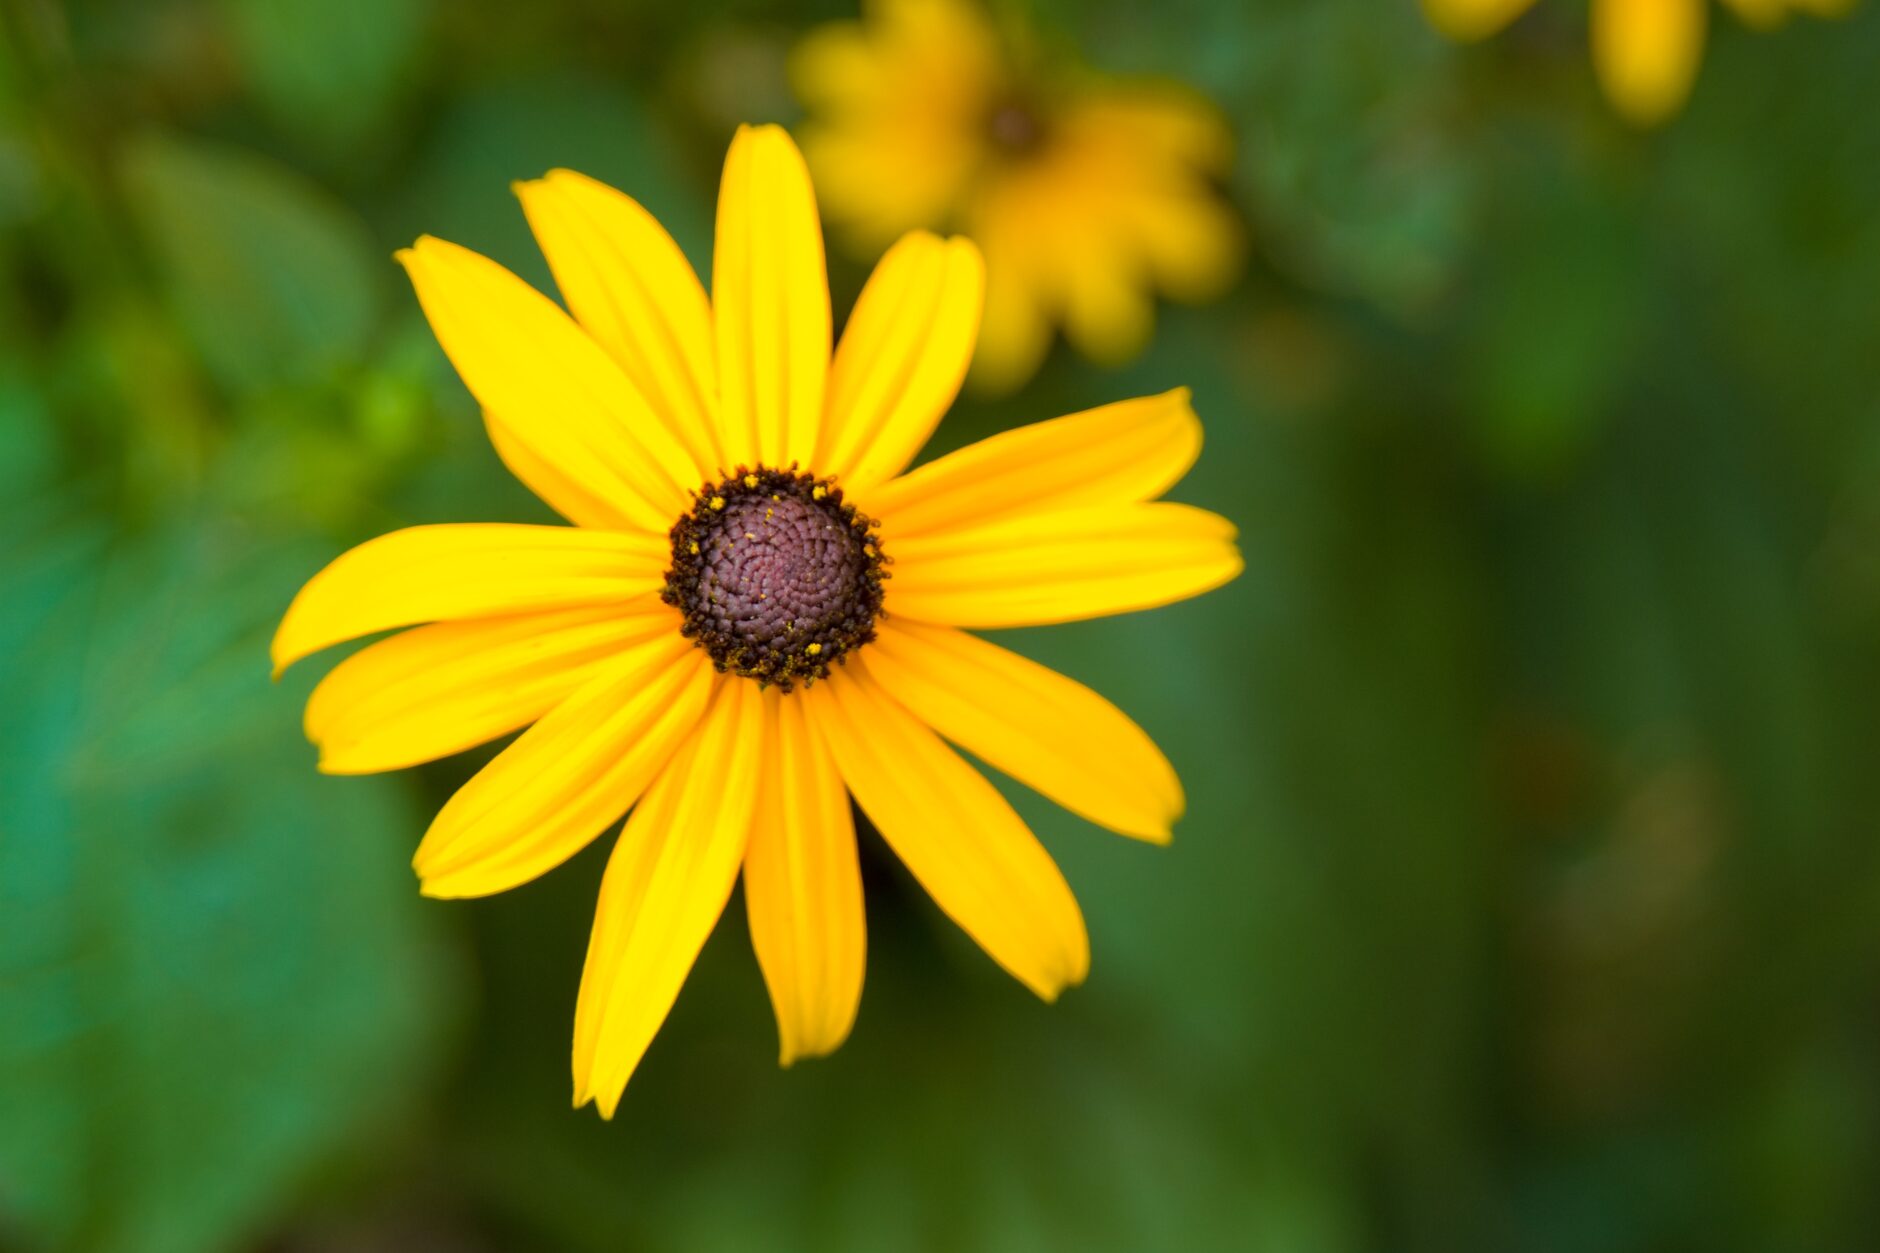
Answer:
xmin=792 ymin=0 xmax=1242 ymax=392
xmin=272 ymin=124 xmax=1241 ymax=1117
xmin=1423 ymin=0 xmax=1856 ymax=125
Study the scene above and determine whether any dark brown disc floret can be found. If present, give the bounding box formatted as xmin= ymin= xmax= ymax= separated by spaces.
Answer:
xmin=661 ymin=466 xmax=888 ymax=690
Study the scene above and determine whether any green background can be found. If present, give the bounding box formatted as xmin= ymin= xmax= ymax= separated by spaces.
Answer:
xmin=5 ymin=0 xmax=1880 ymax=1249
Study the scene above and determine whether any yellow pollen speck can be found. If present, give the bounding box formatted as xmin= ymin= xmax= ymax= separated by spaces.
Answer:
xmin=812 ymin=486 xmax=827 ymax=500
xmin=744 ymin=473 xmax=758 ymax=488
xmin=688 ymin=541 xmax=699 ymax=555
xmin=806 ymin=642 xmax=822 ymax=655
xmin=863 ymin=544 xmax=877 ymax=558
xmin=709 ymin=495 xmax=725 ymax=510
xmin=745 ymin=532 xmax=756 ymax=540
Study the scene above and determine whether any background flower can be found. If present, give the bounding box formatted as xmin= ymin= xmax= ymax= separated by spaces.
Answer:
xmin=1424 ymin=0 xmax=1859 ymax=123
xmin=793 ymin=0 xmax=1242 ymax=391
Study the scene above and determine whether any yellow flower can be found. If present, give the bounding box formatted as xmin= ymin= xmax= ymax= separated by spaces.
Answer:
xmin=272 ymin=125 xmax=1241 ymax=1117
xmin=791 ymin=0 xmax=1241 ymax=393
xmin=1423 ymin=0 xmax=1856 ymax=126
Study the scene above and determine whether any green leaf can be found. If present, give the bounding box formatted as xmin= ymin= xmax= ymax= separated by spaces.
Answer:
xmin=383 ymin=75 xmax=709 ymax=294
xmin=1211 ymin=0 xmax=1474 ymax=315
xmin=0 ymin=512 xmax=457 ymax=1253
xmin=119 ymin=133 xmax=385 ymax=396
xmin=1462 ymin=165 xmax=1647 ymax=481
xmin=221 ymin=0 xmax=428 ymax=158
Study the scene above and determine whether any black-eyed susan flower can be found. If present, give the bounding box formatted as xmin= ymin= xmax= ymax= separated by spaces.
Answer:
xmin=790 ymin=0 xmax=1241 ymax=393
xmin=272 ymin=124 xmax=1241 ymax=1117
xmin=1423 ymin=0 xmax=1855 ymax=126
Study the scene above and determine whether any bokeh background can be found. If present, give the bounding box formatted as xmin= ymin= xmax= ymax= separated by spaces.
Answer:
xmin=6 ymin=0 xmax=1880 ymax=1250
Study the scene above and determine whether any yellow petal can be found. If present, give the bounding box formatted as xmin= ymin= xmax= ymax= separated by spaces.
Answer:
xmin=573 ymin=678 xmax=765 ymax=1117
xmin=965 ymin=138 xmax=1157 ymax=374
xmin=1060 ymin=241 xmax=1154 ymax=368
xmin=517 ymin=170 xmax=722 ymax=475
xmin=272 ymin=524 xmax=666 ymax=675
xmin=713 ymin=125 xmax=830 ymax=469
xmin=807 ymin=662 xmax=1088 ymax=1000
xmin=967 ymin=244 xmax=1054 ymax=395
xmin=865 ymin=388 xmax=1202 ymax=539
xmin=1421 ymin=0 xmax=1541 ymax=40
xmin=1592 ymin=0 xmax=1707 ymax=126
xmin=961 ymin=174 xmax=1065 ymax=395
xmin=788 ymin=20 xmax=879 ymax=114
xmin=884 ymin=502 xmax=1242 ymax=628
xmin=413 ymin=639 xmax=715 ymax=899
xmin=1076 ymin=87 xmax=1235 ymax=175
xmin=482 ymin=411 xmax=640 ymax=531
xmin=305 ymin=598 xmax=679 ymax=776
xmin=865 ymin=619 xmax=1182 ymax=842
xmin=1124 ymin=181 xmax=1244 ymax=307
xmin=818 ymin=231 xmax=983 ymax=493
xmin=397 ymin=236 xmax=701 ymax=531
xmin=743 ymin=687 xmax=865 ymax=1065
xmin=798 ymin=123 xmax=981 ymax=251
xmin=791 ymin=0 xmax=1000 ymax=246
xmin=792 ymin=0 xmax=1001 ymax=117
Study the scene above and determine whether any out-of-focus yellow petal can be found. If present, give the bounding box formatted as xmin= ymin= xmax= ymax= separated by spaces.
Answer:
xmin=306 ymin=598 xmax=676 ymax=775
xmin=818 ymin=231 xmax=983 ymax=493
xmin=792 ymin=0 xmax=1001 ymax=247
xmin=807 ymin=663 xmax=1088 ymax=1000
xmin=799 ymin=126 xmax=980 ymax=248
xmin=573 ymin=679 xmax=765 ymax=1118
xmin=865 ymin=620 xmax=1182 ymax=842
xmin=1592 ymin=0 xmax=1708 ymax=126
xmin=1123 ymin=182 xmax=1244 ymax=307
xmin=885 ymin=502 xmax=1242 ymax=628
xmin=962 ymin=173 xmax=1067 ymax=394
xmin=713 ymin=124 xmax=830 ymax=469
xmin=271 ymin=524 xmax=666 ymax=675
xmin=518 ymin=170 xmax=722 ymax=475
xmin=865 ymin=388 xmax=1201 ymax=538
xmin=397 ymin=236 xmax=703 ymax=529
xmin=1421 ymin=0 xmax=1543 ymax=40
xmin=961 ymin=130 xmax=1168 ymax=387
xmin=1060 ymin=235 xmax=1155 ymax=367
xmin=743 ymin=688 xmax=865 ymax=1065
xmin=793 ymin=0 xmax=1001 ymax=116
xmin=788 ymin=19 xmax=881 ymax=112
xmin=968 ymin=244 xmax=1055 ymax=395
xmin=413 ymin=641 xmax=715 ymax=900
xmin=1076 ymin=87 xmax=1235 ymax=176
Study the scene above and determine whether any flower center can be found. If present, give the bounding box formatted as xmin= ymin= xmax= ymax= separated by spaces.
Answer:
xmin=987 ymin=96 xmax=1048 ymax=156
xmin=662 ymin=467 xmax=887 ymax=690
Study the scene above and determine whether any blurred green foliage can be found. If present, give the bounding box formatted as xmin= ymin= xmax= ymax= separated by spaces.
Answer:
xmin=4 ymin=0 xmax=1880 ymax=1251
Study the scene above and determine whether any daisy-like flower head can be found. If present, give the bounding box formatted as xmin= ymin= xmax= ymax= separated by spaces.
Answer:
xmin=273 ymin=124 xmax=1242 ymax=1117
xmin=791 ymin=0 xmax=1242 ymax=393
xmin=1424 ymin=0 xmax=1856 ymax=126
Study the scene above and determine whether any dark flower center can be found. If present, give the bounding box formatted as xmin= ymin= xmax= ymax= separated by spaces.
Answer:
xmin=662 ymin=467 xmax=887 ymax=690
xmin=987 ymin=96 xmax=1048 ymax=155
